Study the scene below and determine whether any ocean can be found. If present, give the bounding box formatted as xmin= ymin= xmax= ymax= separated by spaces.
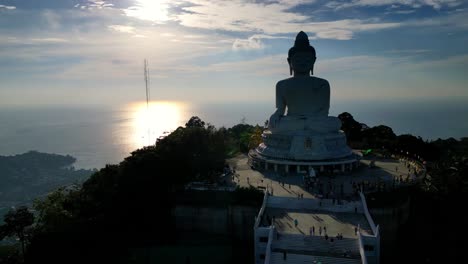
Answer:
xmin=1 ymin=99 xmax=467 ymax=169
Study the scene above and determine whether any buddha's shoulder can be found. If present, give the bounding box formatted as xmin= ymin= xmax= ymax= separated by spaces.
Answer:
xmin=310 ymin=76 xmax=330 ymax=86
xmin=276 ymin=76 xmax=329 ymax=87
xmin=276 ymin=77 xmax=294 ymax=87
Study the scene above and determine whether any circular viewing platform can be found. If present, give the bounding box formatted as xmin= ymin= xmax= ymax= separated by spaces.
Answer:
xmin=248 ymin=149 xmax=361 ymax=175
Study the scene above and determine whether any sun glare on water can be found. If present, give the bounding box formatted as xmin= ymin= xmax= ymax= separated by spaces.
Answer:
xmin=130 ymin=101 xmax=186 ymax=149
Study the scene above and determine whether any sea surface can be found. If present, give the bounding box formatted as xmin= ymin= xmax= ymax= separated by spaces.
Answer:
xmin=1 ymin=99 xmax=467 ymax=169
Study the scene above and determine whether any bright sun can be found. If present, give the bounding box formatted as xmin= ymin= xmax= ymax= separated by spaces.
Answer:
xmin=131 ymin=101 xmax=186 ymax=149
xmin=124 ymin=0 xmax=170 ymax=22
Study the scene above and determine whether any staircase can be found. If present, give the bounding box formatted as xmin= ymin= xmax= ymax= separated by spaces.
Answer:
xmin=272 ymin=233 xmax=361 ymax=259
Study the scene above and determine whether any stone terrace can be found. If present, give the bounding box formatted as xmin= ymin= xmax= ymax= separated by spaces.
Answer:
xmin=263 ymin=208 xmax=372 ymax=238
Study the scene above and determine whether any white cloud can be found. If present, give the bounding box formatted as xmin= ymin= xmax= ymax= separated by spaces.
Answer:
xmin=315 ymin=29 xmax=353 ymax=40
xmin=0 ymin=4 xmax=16 ymax=10
xmin=85 ymin=0 xmax=114 ymax=9
xmin=232 ymin=36 xmax=264 ymax=50
xmin=231 ymin=34 xmax=288 ymax=50
xmin=108 ymin=25 xmax=136 ymax=34
xmin=30 ymin=38 xmax=68 ymax=43
xmin=174 ymin=1 xmax=401 ymax=39
xmin=0 ymin=36 xmax=68 ymax=44
xmin=160 ymin=33 xmax=176 ymax=37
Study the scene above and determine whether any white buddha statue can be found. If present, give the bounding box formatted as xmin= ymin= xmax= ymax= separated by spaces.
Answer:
xmin=268 ymin=31 xmax=341 ymax=134
xmin=257 ymin=31 xmax=351 ymax=161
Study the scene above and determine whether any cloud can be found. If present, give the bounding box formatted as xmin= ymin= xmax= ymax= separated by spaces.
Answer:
xmin=173 ymin=0 xmax=401 ymax=39
xmin=315 ymin=29 xmax=353 ymax=40
xmin=391 ymin=10 xmax=416 ymax=14
xmin=30 ymin=38 xmax=68 ymax=43
xmin=0 ymin=36 xmax=68 ymax=45
xmin=329 ymin=0 xmax=464 ymax=10
xmin=79 ymin=0 xmax=114 ymax=10
xmin=231 ymin=34 xmax=288 ymax=50
xmin=0 ymin=5 xmax=16 ymax=10
xmin=232 ymin=36 xmax=264 ymax=50
xmin=406 ymin=10 xmax=468 ymax=29
xmin=385 ymin=49 xmax=431 ymax=54
xmin=108 ymin=25 xmax=136 ymax=34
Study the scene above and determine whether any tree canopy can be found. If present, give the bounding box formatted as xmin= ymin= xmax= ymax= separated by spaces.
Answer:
xmin=24 ymin=116 xmax=229 ymax=263
xmin=0 ymin=206 xmax=34 ymax=256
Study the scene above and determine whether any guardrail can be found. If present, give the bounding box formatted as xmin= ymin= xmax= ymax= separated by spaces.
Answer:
xmin=264 ymin=226 xmax=275 ymax=264
xmin=357 ymin=231 xmax=368 ymax=264
xmin=254 ymin=190 xmax=269 ymax=228
xmin=359 ymin=192 xmax=377 ymax=235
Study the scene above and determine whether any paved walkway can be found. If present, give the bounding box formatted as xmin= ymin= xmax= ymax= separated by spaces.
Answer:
xmin=225 ymin=153 xmax=419 ymax=198
xmin=264 ymin=208 xmax=372 ymax=237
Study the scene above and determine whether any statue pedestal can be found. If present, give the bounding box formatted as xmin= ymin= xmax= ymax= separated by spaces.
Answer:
xmin=248 ymin=129 xmax=359 ymax=176
xmin=258 ymin=130 xmax=352 ymax=161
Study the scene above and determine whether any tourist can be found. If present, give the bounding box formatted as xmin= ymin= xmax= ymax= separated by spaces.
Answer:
xmin=355 ymin=227 xmax=358 ymax=235
xmin=312 ymin=226 xmax=315 ymax=236
xmin=324 ymin=226 xmax=327 ymax=234
xmin=294 ymin=219 xmax=298 ymax=227
xmin=319 ymin=226 xmax=322 ymax=236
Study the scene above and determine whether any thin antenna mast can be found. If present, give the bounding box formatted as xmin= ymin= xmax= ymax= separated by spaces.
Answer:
xmin=144 ymin=59 xmax=149 ymax=110
xmin=144 ymin=59 xmax=151 ymax=145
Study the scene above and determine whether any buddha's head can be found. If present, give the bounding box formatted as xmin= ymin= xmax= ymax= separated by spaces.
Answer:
xmin=288 ymin=31 xmax=316 ymax=76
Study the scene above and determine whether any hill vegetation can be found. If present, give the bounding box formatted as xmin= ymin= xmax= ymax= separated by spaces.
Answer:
xmin=0 ymin=151 xmax=95 ymax=210
xmin=1 ymin=114 xmax=467 ymax=263
xmin=339 ymin=112 xmax=468 ymax=263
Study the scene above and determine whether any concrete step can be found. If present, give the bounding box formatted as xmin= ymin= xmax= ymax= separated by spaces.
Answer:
xmin=272 ymin=233 xmax=360 ymax=259
xmin=270 ymin=252 xmax=361 ymax=264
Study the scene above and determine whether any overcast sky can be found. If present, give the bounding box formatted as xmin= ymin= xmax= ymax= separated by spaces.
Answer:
xmin=1 ymin=0 xmax=467 ymax=107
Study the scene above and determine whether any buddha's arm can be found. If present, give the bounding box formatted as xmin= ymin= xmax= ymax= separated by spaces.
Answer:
xmin=268 ymin=82 xmax=286 ymax=129
xmin=320 ymin=80 xmax=331 ymax=116
xmin=274 ymin=82 xmax=286 ymax=116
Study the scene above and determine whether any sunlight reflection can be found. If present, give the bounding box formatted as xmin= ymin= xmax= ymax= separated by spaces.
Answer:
xmin=129 ymin=101 xmax=186 ymax=149
xmin=124 ymin=0 xmax=171 ymax=22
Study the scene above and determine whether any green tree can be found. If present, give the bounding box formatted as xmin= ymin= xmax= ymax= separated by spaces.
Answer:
xmin=0 ymin=206 xmax=34 ymax=256
xmin=338 ymin=112 xmax=364 ymax=141
xmin=185 ymin=116 xmax=205 ymax=128
xmin=248 ymin=125 xmax=264 ymax=150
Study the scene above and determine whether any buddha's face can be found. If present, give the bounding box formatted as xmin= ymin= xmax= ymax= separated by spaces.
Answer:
xmin=288 ymin=52 xmax=316 ymax=75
